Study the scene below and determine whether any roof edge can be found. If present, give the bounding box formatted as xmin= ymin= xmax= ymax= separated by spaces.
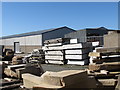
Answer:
xmin=1 ymin=26 xmax=75 ymax=39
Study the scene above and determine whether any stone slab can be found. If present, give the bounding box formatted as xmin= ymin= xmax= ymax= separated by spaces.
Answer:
xmin=33 ymin=74 xmax=97 ymax=89
xmin=45 ymin=50 xmax=64 ymax=55
xmin=16 ymin=66 xmax=42 ymax=79
xmin=89 ymin=52 xmax=101 ymax=57
xmin=22 ymin=73 xmax=42 ymax=88
xmin=67 ymin=59 xmax=89 ymax=65
xmin=89 ymin=64 xmax=104 ymax=71
xmin=33 ymin=84 xmax=63 ymax=90
xmin=65 ymin=49 xmax=90 ymax=54
xmin=45 ymin=55 xmax=64 ymax=60
xmin=45 ymin=60 xmax=65 ymax=65
xmin=43 ymin=46 xmax=63 ymax=50
xmin=45 ymin=43 xmax=63 ymax=46
xmin=4 ymin=68 xmax=17 ymax=78
xmin=70 ymin=39 xmax=78 ymax=44
xmin=41 ymin=70 xmax=87 ymax=86
xmin=7 ymin=64 xmax=26 ymax=71
xmin=96 ymin=47 xmax=120 ymax=53
xmin=65 ymin=54 xmax=88 ymax=60
xmin=22 ymin=70 xmax=87 ymax=89
xmin=97 ymin=79 xmax=117 ymax=86
xmin=63 ymin=43 xmax=92 ymax=49
xmin=89 ymin=63 xmax=120 ymax=71
xmin=93 ymin=57 xmax=120 ymax=64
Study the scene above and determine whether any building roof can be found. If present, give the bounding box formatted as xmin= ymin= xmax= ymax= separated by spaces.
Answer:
xmin=86 ymin=27 xmax=108 ymax=30
xmin=65 ymin=27 xmax=119 ymax=37
xmin=77 ymin=27 xmax=118 ymax=32
xmin=78 ymin=27 xmax=108 ymax=31
xmin=1 ymin=26 xmax=75 ymax=39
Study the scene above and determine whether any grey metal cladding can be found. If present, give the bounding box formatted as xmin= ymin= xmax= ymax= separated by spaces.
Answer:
xmin=65 ymin=29 xmax=87 ymax=42
xmin=42 ymin=27 xmax=76 ymax=45
xmin=86 ymin=27 xmax=108 ymax=36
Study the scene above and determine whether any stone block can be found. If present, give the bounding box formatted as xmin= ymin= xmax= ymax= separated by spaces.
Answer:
xmin=7 ymin=64 xmax=26 ymax=71
xmin=89 ymin=63 xmax=120 ymax=71
xmin=16 ymin=66 xmax=42 ymax=79
xmin=41 ymin=70 xmax=87 ymax=86
xmin=115 ymin=75 xmax=120 ymax=90
xmin=12 ymin=56 xmax=23 ymax=65
xmin=4 ymin=68 xmax=17 ymax=78
xmin=97 ymin=79 xmax=117 ymax=86
xmin=22 ymin=70 xmax=88 ymax=89
xmin=22 ymin=73 xmax=42 ymax=88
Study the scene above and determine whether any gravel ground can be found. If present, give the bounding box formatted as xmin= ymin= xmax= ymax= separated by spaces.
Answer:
xmin=14 ymin=53 xmax=89 ymax=72
xmin=41 ymin=64 xmax=88 ymax=72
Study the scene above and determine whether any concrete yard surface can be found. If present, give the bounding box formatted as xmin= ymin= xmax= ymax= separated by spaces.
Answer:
xmin=41 ymin=64 xmax=88 ymax=72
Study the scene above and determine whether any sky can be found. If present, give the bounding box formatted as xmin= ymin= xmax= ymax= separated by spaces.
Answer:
xmin=2 ymin=2 xmax=118 ymax=36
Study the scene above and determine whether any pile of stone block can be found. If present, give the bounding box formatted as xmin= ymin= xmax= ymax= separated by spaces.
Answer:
xmin=23 ymin=49 xmax=45 ymax=64
xmin=3 ymin=64 xmax=42 ymax=79
xmin=22 ymin=69 xmax=119 ymax=89
xmin=88 ymin=47 xmax=120 ymax=88
xmin=0 ymin=55 xmax=44 ymax=89
xmin=64 ymin=42 xmax=92 ymax=65
xmin=12 ymin=56 xmax=23 ymax=65
xmin=43 ymin=38 xmax=92 ymax=65
xmin=0 ymin=78 xmax=21 ymax=89
xmin=43 ymin=38 xmax=70 ymax=64
xmin=88 ymin=31 xmax=120 ymax=89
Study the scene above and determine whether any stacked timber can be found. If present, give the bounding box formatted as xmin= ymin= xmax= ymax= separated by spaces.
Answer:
xmin=43 ymin=38 xmax=70 ymax=64
xmin=88 ymin=47 xmax=120 ymax=88
xmin=64 ymin=42 xmax=92 ymax=65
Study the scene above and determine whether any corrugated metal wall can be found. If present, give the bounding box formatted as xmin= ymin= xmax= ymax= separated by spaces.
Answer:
xmin=0 ymin=27 xmax=75 ymax=53
xmin=0 ymin=35 xmax=42 ymax=53
xmin=65 ymin=30 xmax=87 ymax=42
xmin=86 ymin=29 xmax=108 ymax=36
xmin=1 ymin=35 xmax=42 ymax=46
xmin=42 ymin=27 xmax=75 ymax=44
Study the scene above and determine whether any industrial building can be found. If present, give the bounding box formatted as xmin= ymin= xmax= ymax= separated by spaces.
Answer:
xmin=0 ymin=26 xmax=75 ymax=54
xmin=65 ymin=27 xmax=109 ymax=46
xmin=1 ymin=26 xmax=116 ymax=54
